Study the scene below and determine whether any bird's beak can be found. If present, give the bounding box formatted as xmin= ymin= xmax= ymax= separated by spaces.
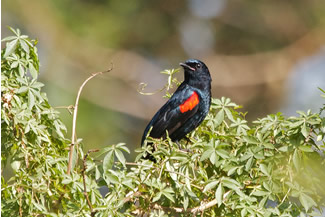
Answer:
xmin=180 ymin=62 xmax=195 ymax=71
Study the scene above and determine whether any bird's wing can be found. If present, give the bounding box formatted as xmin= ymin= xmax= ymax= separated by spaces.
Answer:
xmin=141 ymin=84 xmax=199 ymax=144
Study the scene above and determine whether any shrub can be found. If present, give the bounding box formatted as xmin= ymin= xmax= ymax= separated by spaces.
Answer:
xmin=2 ymin=28 xmax=325 ymax=216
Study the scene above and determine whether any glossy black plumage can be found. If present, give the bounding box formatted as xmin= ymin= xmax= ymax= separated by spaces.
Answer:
xmin=141 ymin=59 xmax=212 ymax=159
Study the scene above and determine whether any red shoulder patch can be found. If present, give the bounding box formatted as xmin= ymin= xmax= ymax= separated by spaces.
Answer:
xmin=179 ymin=92 xmax=199 ymax=113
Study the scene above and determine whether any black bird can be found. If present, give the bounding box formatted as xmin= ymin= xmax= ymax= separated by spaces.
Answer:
xmin=141 ymin=59 xmax=212 ymax=160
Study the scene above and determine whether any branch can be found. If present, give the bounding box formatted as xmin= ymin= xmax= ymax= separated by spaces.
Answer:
xmin=152 ymin=198 xmax=218 ymax=214
xmin=82 ymin=149 xmax=99 ymax=217
xmin=132 ymin=199 xmax=219 ymax=215
xmin=190 ymin=199 xmax=218 ymax=214
xmin=54 ymin=105 xmax=74 ymax=114
xmin=67 ymin=64 xmax=113 ymax=175
xmin=123 ymin=187 xmax=141 ymax=203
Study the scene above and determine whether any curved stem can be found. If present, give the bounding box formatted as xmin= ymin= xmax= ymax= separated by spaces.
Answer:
xmin=67 ymin=64 xmax=113 ymax=175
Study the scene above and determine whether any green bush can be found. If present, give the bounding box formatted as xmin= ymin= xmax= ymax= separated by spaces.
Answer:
xmin=2 ymin=28 xmax=325 ymax=216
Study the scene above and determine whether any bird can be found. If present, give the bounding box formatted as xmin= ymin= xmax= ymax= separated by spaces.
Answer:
xmin=141 ymin=59 xmax=212 ymax=160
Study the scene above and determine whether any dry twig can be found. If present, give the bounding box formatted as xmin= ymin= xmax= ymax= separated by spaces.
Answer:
xmin=67 ymin=64 xmax=113 ymax=175
xmin=131 ymin=198 xmax=219 ymax=215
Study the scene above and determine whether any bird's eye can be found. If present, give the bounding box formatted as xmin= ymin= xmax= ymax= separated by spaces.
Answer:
xmin=197 ymin=63 xmax=201 ymax=68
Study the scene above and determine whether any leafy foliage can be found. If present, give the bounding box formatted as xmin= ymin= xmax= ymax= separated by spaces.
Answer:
xmin=2 ymin=28 xmax=325 ymax=216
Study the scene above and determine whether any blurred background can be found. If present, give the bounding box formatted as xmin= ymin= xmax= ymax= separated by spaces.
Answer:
xmin=2 ymin=0 xmax=325 ymax=159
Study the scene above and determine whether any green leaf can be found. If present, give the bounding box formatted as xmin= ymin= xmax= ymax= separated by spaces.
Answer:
xmin=210 ymin=152 xmax=218 ymax=165
xmin=29 ymin=63 xmax=38 ymax=79
xmin=241 ymin=208 xmax=247 ymax=217
xmin=244 ymin=136 xmax=259 ymax=144
xmin=317 ymin=134 xmax=323 ymax=141
xmin=252 ymin=190 xmax=269 ymax=196
xmin=16 ymin=86 xmax=29 ymax=94
xmin=18 ymin=64 xmax=25 ymax=77
xmin=162 ymin=188 xmax=175 ymax=203
xmin=215 ymin=183 xmax=223 ymax=207
xmin=95 ymin=166 xmax=101 ymax=180
xmin=28 ymin=90 xmax=35 ymax=110
xmin=31 ymin=81 xmax=44 ymax=89
xmin=289 ymin=120 xmax=304 ymax=128
xmin=298 ymin=145 xmax=313 ymax=152
xmin=299 ymin=193 xmax=317 ymax=212
xmin=214 ymin=110 xmax=224 ymax=127
xmin=225 ymin=108 xmax=235 ymax=122
xmin=259 ymin=164 xmax=270 ymax=176
xmin=301 ymin=124 xmax=309 ymax=138
xmin=262 ymin=142 xmax=274 ymax=149
xmin=1 ymin=35 xmax=17 ymax=42
xmin=62 ymin=178 xmax=72 ymax=185
xmin=245 ymin=157 xmax=254 ymax=171
xmin=215 ymin=149 xmax=229 ymax=159
xmin=200 ymin=148 xmax=213 ymax=161
xmin=293 ymin=149 xmax=301 ymax=171
xmin=105 ymin=172 xmax=119 ymax=184
xmin=11 ymin=161 xmax=21 ymax=171
xmin=4 ymin=39 xmax=18 ymax=58
xmin=116 ymin=143 xmax=130 ymax=154
xmin=227 ymin=166 xmax=238 ymax=176
xmin=103 ymin=151 xmax=114 ymax=172
xmin=203 ymin=180 xmax=219 ymax=193
xmin=166 ymin=162 xmax=177 ymax=181
xmin=183 ymin=196 xmax=189 ymax=211
xmin=115 ymin=149 xmax=126 ymax=166
xmin=278 ymin=146 xmax=288 ymax=152
xmin=71 ymin=147 xmax=78 ymax=172
xmin=152 ymin=192 xmax=162 ymax=202
xmin=222 ymin=177 xmax=240 ymax=191
xmin=19 ymin=39 xmax=30 ymax=54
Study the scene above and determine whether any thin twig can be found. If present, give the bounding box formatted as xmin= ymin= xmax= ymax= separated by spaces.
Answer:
xmin=278 ymin=188 xmax=291 ymax=206
xmin=16 ymin=187 xmax=24 ymax=217
xmin=82 ymin=149 xmax=99 ymax=217
xmin=19 ymin=193 xmax=23 ymax=217
xmin=54 ymin=105 xmax=74 ymax=114
xmin=67 ymin=64 xmax=113 ymax=175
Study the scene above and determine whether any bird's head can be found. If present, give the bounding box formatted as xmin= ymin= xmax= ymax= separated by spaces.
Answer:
xmin=180 ymin=59 xmax=211 ymax=83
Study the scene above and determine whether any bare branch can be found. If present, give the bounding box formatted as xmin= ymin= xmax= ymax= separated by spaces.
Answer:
xmin=54 ymin=105 xmax=74 ymax=115
xmin=152 ymin=198 xmax=218 ymax=214
xmin=67 ymin=64 xmax=113 ymax=175
xmin=132 ymin=199 xmax=219 ymax=215
xmin=190 ymin=199 xmax=218 ymax=214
